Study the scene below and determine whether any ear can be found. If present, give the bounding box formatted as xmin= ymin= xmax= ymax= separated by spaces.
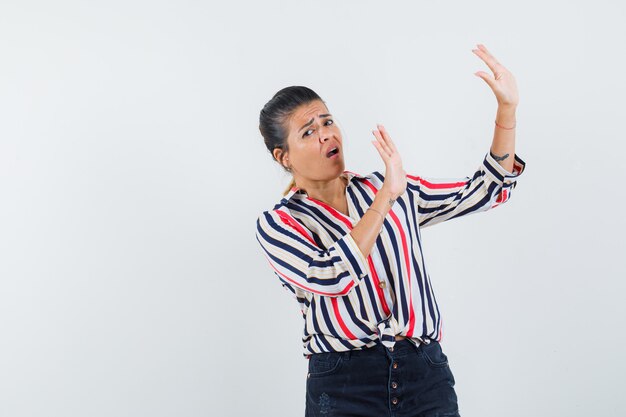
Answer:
xmin=273 ymin=148 xmax=289 ymax=168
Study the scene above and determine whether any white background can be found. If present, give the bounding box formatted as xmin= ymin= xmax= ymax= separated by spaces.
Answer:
xmin=1 ymin=1 xmax=625 ymax=416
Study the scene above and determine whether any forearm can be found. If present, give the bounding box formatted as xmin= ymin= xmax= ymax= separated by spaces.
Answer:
xmin=490 ymin=105 xmax=517 ymax=173
xmin=349 ymin=189 xmax=395 ymax=259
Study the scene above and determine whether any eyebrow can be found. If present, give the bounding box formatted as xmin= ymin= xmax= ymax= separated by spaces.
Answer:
xmin=298 ymin=114 xmax=332 ymax=132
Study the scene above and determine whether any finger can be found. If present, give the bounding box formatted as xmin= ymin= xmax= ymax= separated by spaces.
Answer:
xmin=377 ymin=124 xmax=397 ymax=153
xmin=471 ymin=45 xmax=501 ymax=76
xmin=372 ymin=130 xmax=391 ymax=156
xmin=478 ymin=44 xmax=509 ymax=74
xmin=477 ymin=44 xmax=501 ymax=66
xmin=474 ymin=70 xmax=496 ymax=89
xmin=372 ymin=128 xmax=393 ymax=156
xmin=372 ymin=130 xmax=392 ymax=157
xmin=477 ymin=44 xmax=496 ymax=58
xmin=371 ymin=139 xmax=390 ymax=162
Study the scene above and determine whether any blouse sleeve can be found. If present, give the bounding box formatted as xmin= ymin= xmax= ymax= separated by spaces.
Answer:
xmin=406 ymin=151 xmax=526 ymax=228
xmin=255 ymin=208 xmax=370 ymax=297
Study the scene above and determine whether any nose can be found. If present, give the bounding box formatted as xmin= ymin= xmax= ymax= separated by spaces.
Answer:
xmin=318 ymin=126 xmax=330 ymax=143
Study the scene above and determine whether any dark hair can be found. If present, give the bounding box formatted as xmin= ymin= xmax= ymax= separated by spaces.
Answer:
xmin=259 ymin=86 xmax=326 ymax=195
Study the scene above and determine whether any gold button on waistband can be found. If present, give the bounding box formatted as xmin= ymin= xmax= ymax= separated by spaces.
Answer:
xmin=378 ymin=281 xmax=386 ymax=289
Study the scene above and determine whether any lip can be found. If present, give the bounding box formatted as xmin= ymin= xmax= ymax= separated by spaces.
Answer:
xmin=324 ymin=144 xmax=340 ymax=158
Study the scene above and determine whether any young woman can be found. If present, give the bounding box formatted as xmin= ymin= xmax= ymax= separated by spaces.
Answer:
xmin=255 ymin=44 xmax=526 ymax=417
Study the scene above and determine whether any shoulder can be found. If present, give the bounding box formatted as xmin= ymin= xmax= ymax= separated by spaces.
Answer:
xmin=256 ymin=206 xmax=280 ymax=225
xmin=255 ymin=203 xmax=295 ymax=231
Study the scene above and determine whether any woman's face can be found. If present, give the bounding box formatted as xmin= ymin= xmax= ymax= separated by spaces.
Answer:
xmin=275 ymin=100 xmax=345 ymax=182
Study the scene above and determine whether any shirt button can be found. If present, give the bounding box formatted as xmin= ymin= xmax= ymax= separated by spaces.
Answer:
xmin=391 ymin=381 xmax=398 ymax=389
xmin=392 ymin=362 xmax=398 ymax=369
xmin=360 ymin=272 xmax=366 ymax=278
xmin=392 ymin=397 xmax=399 ymax=405
xmin=388 ymin=346 xmax=394 ymax=352
xmin=378 ymin=281 xmax=386 ymax=289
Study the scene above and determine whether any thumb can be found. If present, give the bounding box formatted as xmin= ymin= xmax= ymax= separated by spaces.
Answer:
xmin=474 ymin=71 xmax=495 ymax=88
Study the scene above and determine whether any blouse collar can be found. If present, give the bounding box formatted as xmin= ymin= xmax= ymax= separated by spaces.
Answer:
xmin=281 ymin=170 xmax=371 ymax=202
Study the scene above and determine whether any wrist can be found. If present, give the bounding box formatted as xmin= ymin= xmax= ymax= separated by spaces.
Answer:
xmin=373 ymin=190 xmax=395 ymax=213
xmin=497 ymin=104 xmax=517 ymax=117
xmin=496 ymin=106 xmax=516 ymax=128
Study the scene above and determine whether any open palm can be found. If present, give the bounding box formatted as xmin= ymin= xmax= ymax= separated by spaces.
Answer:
xmin=371 ymin=124 xmax=407 ymax=200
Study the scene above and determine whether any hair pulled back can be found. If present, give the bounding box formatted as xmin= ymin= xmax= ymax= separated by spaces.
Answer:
xmin=259 ymin=86 xmax=325 ymax=195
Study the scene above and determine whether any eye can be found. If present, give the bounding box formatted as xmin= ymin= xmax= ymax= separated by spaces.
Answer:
xmin=302 ymin=119 xmax=334 ymax=138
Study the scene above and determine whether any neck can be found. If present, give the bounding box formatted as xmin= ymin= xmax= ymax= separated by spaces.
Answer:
xmin=296 ymin=174 xmax=348 ymax=204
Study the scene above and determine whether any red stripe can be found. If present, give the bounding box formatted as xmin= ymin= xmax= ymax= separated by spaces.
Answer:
xmin=308 ymin=187 xmax=393 ymax=319
xmin=331 ymin=298 xmax=358 ymax=339
xmin=367 ymin=257 xmax=391 ymax=316
xmin=298 ymin=199 xmax=360 ymax=330
xmin=387 ymin=209 xmax=415 ymax=337
xmin=306 ymin=197 xmax=353 ymax=228
xmin=307 ymin=192 xmax=360 ymax=339
xmin=407 ymin=175 xmax=468 ymax=189
xmin=492 ymin=189 xmax=508 ymax=208
xmin=362 ymin=179 xmax=414 ymax=334
xmin=495 ymin=189 xmax=505 ymax=203
xmin=270 ymin=210 xmax=358 ymax=296
xmin=276 ymin=210 xmax=317 ymax=246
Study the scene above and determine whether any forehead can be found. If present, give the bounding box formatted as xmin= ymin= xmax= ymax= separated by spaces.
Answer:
xmin=288 ymin=100 xmax=328 ymax=126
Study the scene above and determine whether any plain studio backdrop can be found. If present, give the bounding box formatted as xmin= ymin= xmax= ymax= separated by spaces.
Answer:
xmin=1 ymin=1 xmax=624 ymax=416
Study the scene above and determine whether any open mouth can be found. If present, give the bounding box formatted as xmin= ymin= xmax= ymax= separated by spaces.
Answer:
xmin=326 ymin=147 xmax=339 ymax=158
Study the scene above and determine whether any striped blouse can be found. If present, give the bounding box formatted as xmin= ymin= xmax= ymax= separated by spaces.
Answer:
xmin=255 ymin=150 xmax=526 ymax=358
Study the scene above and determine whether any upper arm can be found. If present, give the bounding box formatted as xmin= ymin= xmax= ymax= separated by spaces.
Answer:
xmin=255 ymin=209 xmax=370 ymax=297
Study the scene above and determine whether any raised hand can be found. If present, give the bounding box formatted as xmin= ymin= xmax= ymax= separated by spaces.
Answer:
xmin=371 ymin=124 xmax=407 ymax=200
xmin=472 ymin=43 xmax=519 ymax=107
